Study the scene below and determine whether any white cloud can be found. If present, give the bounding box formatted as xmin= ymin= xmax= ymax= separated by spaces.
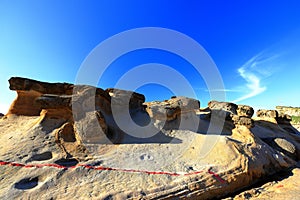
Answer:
xmin=233 ymin=52 xmax=279 ymax=103
xmin=204 ymin=89 xmax=240 ymax=92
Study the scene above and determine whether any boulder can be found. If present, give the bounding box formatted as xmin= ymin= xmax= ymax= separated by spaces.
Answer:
xmin=208 ymin=100 xmax=238 ymax=115
xmin=145 ymin=96 xmax=200 ymax=121
xmin=256 ymin=109 xmax=278 ymax=118
xmin=232 ymin=115 xmax=254 ymax=129
xmin=237 ymin=105 xmax=254 ymax=118
xmin=0 ymin=113 xmax=4 ymax=118
xmin=106 ymin=88 xmax=145 ymax=111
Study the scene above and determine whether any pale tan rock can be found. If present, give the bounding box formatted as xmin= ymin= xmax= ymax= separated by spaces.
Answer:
xmin=208 ymin=100 xmax=238 ymax=114
xmin=256 ymin=109 xmax=278 ymax=118
xmin=1 ymin=77 xmax=300 ymax=200
xmin=232 ymin=115 xmax=254 ymax=129
xmin=237 ymin=104 xmax=254 ymax=118
xmin=7 ymin=77 xmax=73 ymax=116
xmin=144 ymin=96 xmax=200 ymax=121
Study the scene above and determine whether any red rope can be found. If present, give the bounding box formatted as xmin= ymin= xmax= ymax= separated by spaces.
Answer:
xmin=0 ymin=160 xmax=225 ymax=183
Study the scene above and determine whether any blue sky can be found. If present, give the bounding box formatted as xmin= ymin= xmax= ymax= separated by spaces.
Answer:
xmin=0 ymin=1 xmax=300 ymax=113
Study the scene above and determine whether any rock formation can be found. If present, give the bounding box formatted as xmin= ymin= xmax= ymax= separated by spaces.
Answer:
xmin=144 ymin=96 xmax=200 ymax=121
xmin=1 ymin=77 xmax=300 ymax=200
xmin=276 ymin=106 xmax=300 ymax=117
xmin=237 ymin=104 xmax=254 ymax=118
xmin=256 ymin=109 xmax=299 ymax=134
xmin=7 ymin=77 xmax=74 ymax=116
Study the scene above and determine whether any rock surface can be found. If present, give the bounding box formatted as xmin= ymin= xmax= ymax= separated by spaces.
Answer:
xmin=1 ymin=77 xmax=300 ymax=200
xmin=276 ymin=106 xmax=300 ymax=117
xmin=237 ymin=105 xmax=254 ymax=118
xmin=144 ymin=96 xmax=200 ymax=121
xmin=208 ymin=100 xmax=238 ymax=115
xmin=226 ymin=164 xmax=300 ymax=200
xmin=256 ymin=109 xmax=299 ymax=134
xmin=256 ymin=109 xmax=278 ymax=119
xmin=7 ymin=77 xmax=74 ymax=116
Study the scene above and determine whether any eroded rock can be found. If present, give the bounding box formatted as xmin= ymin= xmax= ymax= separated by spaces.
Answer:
xmin=257 ymin=109 xmax=278 ymax=118
xmin=7 ymin=77 xmax=73 ymax=116
xmin=232 ymin=115 xmax=254 ymax=129
xmin=145 ymin=96 xmax=200 ymax=121
xmin=237 ymin=105 xmax=254 ymax=118
xmin=106 ymin=88 xmax=145 ymax=111
xmin=208 ymin=100 xmax=238 ymax=115
xmin=1 ymin=77 xmax=300 ymax=200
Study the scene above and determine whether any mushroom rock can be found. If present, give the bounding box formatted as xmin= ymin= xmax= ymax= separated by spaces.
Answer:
xmin=7 ymin=77 xmax=73 ymax=116
xmin=237 ymin=104 xmax=254 ymax=118
xmin=2 ymin=77 xmax=300 ymax=200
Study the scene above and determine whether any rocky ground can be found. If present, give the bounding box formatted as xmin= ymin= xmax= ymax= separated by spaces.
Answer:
xmin=0 ymin=77 xmax=300 ymax=200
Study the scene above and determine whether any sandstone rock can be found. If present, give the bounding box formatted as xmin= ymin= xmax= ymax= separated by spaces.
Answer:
xmin=106 ymin=88 xmax=145 ymax=111
xmin=145 ymin=96 xmax=200 ymax=121
xmin=2 ymin=77 xmax=300 ymax=200
xmin=9 ymin=77 xmax=74 ymax=95
xmin=237 ymin=105 xmax=254 ymax=118
xmin=262 ymin=137 xmax=297 ymax=160
xmin=74 ymin=111 xmax=109 ymax=145
xmin=232 ymin=115 xmax=254 ymax=129
xmin=274 ymin=138 xmax=297 ymax=158
xmin=7 ymin=77 xmax=73 ymax=116
xmin=229 ymin=167 xmax=300 ymax=200
xmin=72 ymin=85 xmax=112 ymax=116
xmin=256 ymin=109 xmax=278 ymax=118
xmin=276 ymin=113 xmax=292 ymax=125
xmin=54 ymin=122 xmax=88 ymax=159
xmin=208 ymin=100 xmax=238 ymax=114
xmin=276 ymin=106 xmax=300 ymax=116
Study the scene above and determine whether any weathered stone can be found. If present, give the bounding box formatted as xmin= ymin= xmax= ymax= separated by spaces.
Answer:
xmin=276 ymin=106 xmax=300 ymax=116
xmin=74 ymin=111 xmax=109 ymax=144
xmin=2 ymin=77 xmax=300 ymax=200
xmin=9 ymin=77 xmax=74 ymax=95
xmin=232 ymin=115 xmax=254 ymax=128
xmin=256 ymin=109 xmax=278 ymax=118
xmin=106 ymin=88 xmax=145 ymax=111
xmin=208 ymin=100 xmax=238 ymax=115
xmin=7 ymin=77 xmax=73 ymax=116
xmin=274 ymin=138 xmax=296 ymax=157
xmin=237 ymin=105 xmax=254 ymax=118
xmin=277 ymin=113 xmax=292 ymax=125
xmin=145 ymin=96 xmax=200 ymax=121
xmin=54 ymin=122 xmax=88 ymax=159
xmin=263 ymin=137 xmax=297 ymax=160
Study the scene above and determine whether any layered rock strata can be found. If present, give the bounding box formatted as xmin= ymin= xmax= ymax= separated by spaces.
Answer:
xmin=0 ymin=77 xmax=300 ymax=200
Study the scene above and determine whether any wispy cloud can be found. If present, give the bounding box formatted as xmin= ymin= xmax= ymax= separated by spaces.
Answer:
xmin=204 ymin=89 xmax=240 ymax=92
xmin=233 ymin=52 xmax=279 ymax=103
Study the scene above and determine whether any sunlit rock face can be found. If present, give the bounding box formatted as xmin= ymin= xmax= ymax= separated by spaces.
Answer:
xmin=0 ymin=77 xmax=300 ymax=200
